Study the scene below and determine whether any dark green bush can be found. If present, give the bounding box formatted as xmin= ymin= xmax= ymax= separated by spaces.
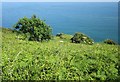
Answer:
xmin=56 ymin=33 xmax=63 ymax=37
xmin=56 ymin=33 xmax=64 ymax=39
xmin=13 ymin=15 xmax=52 ymax=42
xmin=104 ymin=39 xmax=117 ymax=45
xmin=71 ymin=32 xmax=94 ymax=45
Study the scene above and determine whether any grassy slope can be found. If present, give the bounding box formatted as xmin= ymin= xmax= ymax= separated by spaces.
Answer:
xmin=0 ymin=27 xmax=2 ymax=81
xmin=1 ymin=28 xmax=120 ymax=80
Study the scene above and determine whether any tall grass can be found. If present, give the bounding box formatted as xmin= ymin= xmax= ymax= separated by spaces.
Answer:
xmin=2 ymin=28 xmax=120 ymax=80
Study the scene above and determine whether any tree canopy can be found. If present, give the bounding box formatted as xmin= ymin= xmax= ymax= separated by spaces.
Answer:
xmin=13 ymin=15 xmax=52 ymax=41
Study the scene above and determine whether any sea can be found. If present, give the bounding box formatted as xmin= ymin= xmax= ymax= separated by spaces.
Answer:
xmin=2 ymin=2 xmax=119 ymax=43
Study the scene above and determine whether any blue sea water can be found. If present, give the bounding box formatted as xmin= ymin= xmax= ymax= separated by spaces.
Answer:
xmin=2 ymin=2 xmax=119 ymax=43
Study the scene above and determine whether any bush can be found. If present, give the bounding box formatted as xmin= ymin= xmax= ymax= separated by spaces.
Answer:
xmin=71 ymin=32 xmax=94 ymax=45
xmin=56 ymin=33 xmax=64 ymax=39
xmin=104 ymin=39 xmax=117 ymax=45
xmin=13 ymin=15 xmax=52 ymax=42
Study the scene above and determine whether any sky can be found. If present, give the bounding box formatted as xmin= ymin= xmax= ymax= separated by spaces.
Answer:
xmin=1 ymin=0 xmax=120 ymax=2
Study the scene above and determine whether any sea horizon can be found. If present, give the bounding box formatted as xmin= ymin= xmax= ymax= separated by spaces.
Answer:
xmin=2 ymin=2 xmax=119 ymax=43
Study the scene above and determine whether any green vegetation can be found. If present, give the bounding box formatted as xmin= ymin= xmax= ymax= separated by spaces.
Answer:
xmin=71 ymin=32 xmax=94 ymax=45
xmin=13 ymin=15 xmax=52 ymax=42
xmin=104 ymin=39 xmax=117 ymax=45
xmin=56 ymin=33 xmax=73 ymax=42
xmin=0 ymin=27 xmax=2 ymax=81
xmin=2 ymin=28 xmax=120 ymax=80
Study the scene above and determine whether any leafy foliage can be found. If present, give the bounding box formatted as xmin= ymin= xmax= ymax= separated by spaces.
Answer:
xmin=13 ymin=15 xmax=52 ymax=42
xmin=56 ymin=33 xmax=63 ymax=37
xmin=2 ymin=28 xmax=120 ymax=80
xmin=104 ymin=39 xmax=117 ymax=45
xmin=71 ymin=32 xmax=94 ymax=45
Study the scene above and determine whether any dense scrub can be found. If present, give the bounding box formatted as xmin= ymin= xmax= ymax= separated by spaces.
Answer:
xmin=104 ymin=39 xmax=117 ymax=45
xmin=1 ymin=28 xmax=120 ymax=80
xmin=13 ymin=15 xmax=52 ymax=41
xmin=71 ymin=32 xmax=94 ymax=45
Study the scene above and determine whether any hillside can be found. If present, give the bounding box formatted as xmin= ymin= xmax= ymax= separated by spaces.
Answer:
xmin=1 ymin=28 xmax=120 ymax=80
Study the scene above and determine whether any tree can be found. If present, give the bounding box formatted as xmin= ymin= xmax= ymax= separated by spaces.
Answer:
xmin=71 ymin=32 xmax=94 ymax=45
xmin=13 ymin=15 xmax=52 ymax=41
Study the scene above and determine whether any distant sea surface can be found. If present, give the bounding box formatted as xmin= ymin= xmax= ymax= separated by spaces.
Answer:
xmin=2 ymin=2 xmax=119 ymax=43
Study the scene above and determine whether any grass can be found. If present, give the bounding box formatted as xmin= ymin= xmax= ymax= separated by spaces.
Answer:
xmin=1 ymin=28 xmax=120 ymax=80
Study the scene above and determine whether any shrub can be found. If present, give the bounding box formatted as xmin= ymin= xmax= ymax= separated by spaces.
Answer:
xmin=71 ymin=32 xmax=94 ymax=45
xmin=56 ymin=33 xmax=64 ymax=39
xmin=104 ymin=39 xmax=117 ymax=45
xmin=13 ymin=15 xmax=52 ymax=42
xmin=56 ymin=33 xmax=63 ymax=37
